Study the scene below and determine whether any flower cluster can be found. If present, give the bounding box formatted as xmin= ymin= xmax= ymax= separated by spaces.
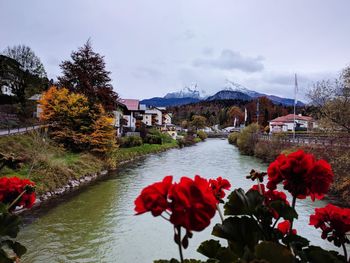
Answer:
xmin=134 ymin=176 xmax=172 ymax=216
xmin=309 ymin=204 xmax=350 ymax=247
xmin=250 ymin=184 xmax=290 ymax=218
xmin=209 ymin=176 xmax=231 ymax=201
xmin=0 ymin=177 xmax=36 ymax=210
xmin=135 ymin=175 xmax=231 ymax=233
xmin=267 ymin=150 xmax=334 ymax=200
xmin=277 ymin=220 xmax=297 ymax=236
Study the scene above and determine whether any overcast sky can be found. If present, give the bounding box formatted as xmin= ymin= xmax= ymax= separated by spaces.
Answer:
xmin=1 ymin=0 xmax=350 ymax=100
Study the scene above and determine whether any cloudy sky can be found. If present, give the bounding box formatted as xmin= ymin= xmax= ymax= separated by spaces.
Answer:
xmin=1 ymin=0 xmax=350 ymax=100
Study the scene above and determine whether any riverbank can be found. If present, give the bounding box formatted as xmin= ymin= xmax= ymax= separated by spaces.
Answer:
xmin=19 ymin=138 xmax=344 ymax=262
xmin=0 ymin=132 xmax=178 ymax=202
xmin=228 ymin=131 xmax=350 ymax=205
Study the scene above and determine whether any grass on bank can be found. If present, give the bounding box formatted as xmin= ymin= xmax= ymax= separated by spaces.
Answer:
xmin=109 ymin=140 xmax=178 ymax=164
xmin=0 ymin=132 xmax=179 ymax=195
xmin=0 ymin=132 xmax=104 ymax=194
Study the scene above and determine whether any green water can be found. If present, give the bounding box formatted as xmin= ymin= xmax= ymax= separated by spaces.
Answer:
xmin=18 ymin=139 xmax=342 ymax=262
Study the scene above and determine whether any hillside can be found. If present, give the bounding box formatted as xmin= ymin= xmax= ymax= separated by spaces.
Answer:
xmin=169 ymin=97 xmax=305 ymax=127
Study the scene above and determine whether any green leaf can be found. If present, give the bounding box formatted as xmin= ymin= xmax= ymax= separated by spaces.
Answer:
xmin=197 ymin=240 xmax=222 ymax=259
xmin=215 ymin=247 xmax=237 ymax=263
xmin=197 ymin=240 xmax=237 ymax=263
xmin=10 ymin=242 xmax=27 ymax=258
xmin=0 ymin=212 xmax=21 ymax=238
xmin=269 ymin=200 xmax=298 ymax=221
xmin=282 ymin=234 xmax=309 ymax=248
xmin=0 ymin=204 xmax=8 ymax=214
xmin=212 ymin=216 xmax=260 ymax=257
xmin=304 ymin=246 xmax=345 ymax=263
xmin=255 ymin=241 xmax=294 ymax=263
xmin=224 ymin=188 xmax=264 ymax=216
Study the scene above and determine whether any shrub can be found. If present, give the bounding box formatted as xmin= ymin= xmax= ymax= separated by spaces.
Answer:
xmin=254 ymin=134 xmax=290 ymax=162
xmin=143 ymin=134 xmax=162 ymax=145
xmin=118 ymin=135 xmax=143 ymax=148
xmin=228 ymin=132 xmax=239 ymax=145
xmin=197 ymin=131 xmax=208 ymax=141
xmin=147 ymin=128 xmax=173 ymax=144
xmin=236 ymin=123 xmax=260 ymax=155
xmin=177 ymin=135 xmax=197 ymax=147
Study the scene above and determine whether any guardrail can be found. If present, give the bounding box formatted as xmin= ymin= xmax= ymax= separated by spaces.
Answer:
xmin=0 ymin=124 xmax=50 ymax=137
xmin=257 ymin=133 xmax=350 ymax=147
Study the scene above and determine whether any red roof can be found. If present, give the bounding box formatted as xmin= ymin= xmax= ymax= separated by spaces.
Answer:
xmin=270 ymin=122 xmax=285 ymax=126
xmin=270 ymin=114 xmax=314 ymax=123
xmin=119 ymin=99 xmax=139 ymax=111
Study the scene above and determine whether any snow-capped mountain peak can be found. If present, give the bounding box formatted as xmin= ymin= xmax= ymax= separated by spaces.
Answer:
xmin=164 ymin=84 xmax=206 ymax=99
xmin=224 ymin=80 xmax=263 ymax=98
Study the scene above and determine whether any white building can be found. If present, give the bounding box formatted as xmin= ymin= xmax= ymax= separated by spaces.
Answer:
xmin=144 ymin=107 xmax=163 ymax=126
xmin=269 ymin=114 xmax=318 ymax=133
xmin=162 ymin=113 xmax=172 ymax=125
xmin=28 ymin=94 xmax=42 ymax=118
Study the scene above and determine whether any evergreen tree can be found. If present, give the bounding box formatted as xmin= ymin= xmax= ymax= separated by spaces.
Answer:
xmin=58 ymin=40 xmax=118 ymax=111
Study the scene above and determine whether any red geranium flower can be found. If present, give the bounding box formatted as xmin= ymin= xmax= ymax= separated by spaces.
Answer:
xmin=309 ymin=204 xmax=350 ymax=247
xmin=169 ymin=175 xmax=217 ymax=232
xmin=277 ymin=220 xmax=297 ymax=235
xmin=0 ymin=177 xmax=36 ymax=210
xmin=267 ymin=150 xmax=333 ymax=200
xmin=209 ymin=177 xmax=231 ymax=201
xmin=134 ymin=176 xmax=173 ymax=216
xmin=250 ymin=184 xmax=290 ymax=218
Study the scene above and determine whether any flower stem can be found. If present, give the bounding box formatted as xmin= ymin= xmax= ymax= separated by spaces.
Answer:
xmin=290 ymin=196 xmax=297 ymax=232
xmin=257 ymin=181 xmax=263 ymax=195
xmin=176 ymin=226 xmax=184 ymax=263
xmin=8 ymin=190 xmax=26 ymax=211
xmin=272 ymin=216 xmax=281 ymax=229
xmin=342 ymin=243 xmax=348 ymax=263
xmin=160 ymin=214 xmax=170 ymax=221
xmin=216 ymin=203 xmax=224 ymax=223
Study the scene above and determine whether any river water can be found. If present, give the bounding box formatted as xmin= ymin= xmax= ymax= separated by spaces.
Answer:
xmin=18 ymin=139 xmax=344 ymax=262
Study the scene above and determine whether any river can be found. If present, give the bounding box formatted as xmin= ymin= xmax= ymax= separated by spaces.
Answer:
xmin=18 ymin=139 xmax=344 ymax=262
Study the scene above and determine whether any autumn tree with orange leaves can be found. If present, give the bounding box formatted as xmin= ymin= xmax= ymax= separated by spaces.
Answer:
xmin=39 ymin=86 xmax=116 ymax=154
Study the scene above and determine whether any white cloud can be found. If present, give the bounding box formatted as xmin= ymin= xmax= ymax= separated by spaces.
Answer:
xmin=193 ymin=49 xmax=264 ymax=73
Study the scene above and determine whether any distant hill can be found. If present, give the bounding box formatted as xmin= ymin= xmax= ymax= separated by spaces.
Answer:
xmin=140 ymin=82 xmax=304 ymax=107
xmin=206 ymin=90 xmax=252 ymax=101
xmin=140 ymin=97 xmax=200 ymax=107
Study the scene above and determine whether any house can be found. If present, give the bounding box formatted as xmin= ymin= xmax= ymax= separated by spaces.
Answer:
xmin=28 ymin=94 xmax=42 ymax=118
xmin=144 ymin=107 xmax=163 ymax=126
xmin=160 ymin=124 xmax=178 ymax=139
xmin=162 ymin=112 xmax=172 ymax=125
xmin=113 ymin=102 xmax=128 ymax=136
xmin=119 ymin=99 xmax=145 ymax=132
xmin=269 ymin=114 xmax=318 ymax=133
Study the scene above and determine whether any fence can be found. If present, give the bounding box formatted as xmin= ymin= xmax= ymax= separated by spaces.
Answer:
xmin=0 ymin=124 xmax=50 ymax=137
xmin=257 ymin=133 xmax=350 ymax=148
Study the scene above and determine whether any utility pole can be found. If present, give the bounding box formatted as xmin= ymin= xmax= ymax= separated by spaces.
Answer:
xmin=293 ymin=74 xmax=298 ymax=140
xmin=256 ymin=98 xmax=260 ymax=125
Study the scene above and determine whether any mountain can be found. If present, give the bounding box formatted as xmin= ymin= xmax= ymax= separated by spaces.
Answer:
xmin=206 ymin=90 xmax=252 ymax=101
xmin=140 ymin=97 xmax=200 ymax=107
xmin=221 ymin=81 xmax=304 ymax=106
xmin=164 ymin=86 xmax=206 ymax=99
xmin=140 ymin=82 xmax=304 ymax=107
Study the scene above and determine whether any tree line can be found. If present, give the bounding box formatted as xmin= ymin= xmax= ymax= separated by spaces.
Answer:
xmin=0 ymin=40 xmax=118 ymax=117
